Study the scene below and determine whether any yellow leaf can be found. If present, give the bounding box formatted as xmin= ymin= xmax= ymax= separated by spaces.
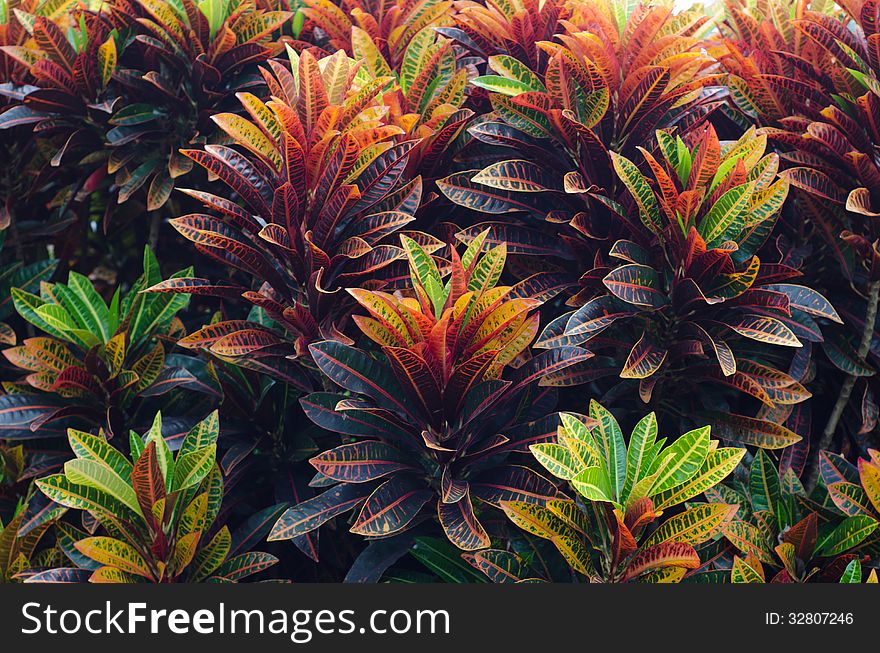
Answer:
xmin=642 ymin=503 xmax=738 ymax=548
xmin=171 ymin=531 xmax=201 ymax=575
xmin=641 ymin=566 xmax=687 ymax=583
xmin=97 ymin=37 xmax=117 ymax=87
xmin=90 ymin=566 xmax=140 ymax=583
xmin=501 ymin=501 xmax=594 ymax=576
xmin=104 ymin=333 xmax=127 ymax=374
xmin=75 ymin=537 xmax=152 ymax=578
xmin=731 ymin=555 xmax=764 ymax=583
xmin=858 ymin=459 xmax=880 ymax=515
xmin=211 ymin=113 xmax=282 ymax=170
xmin=652 ymin=447 xmax=745 ymax=511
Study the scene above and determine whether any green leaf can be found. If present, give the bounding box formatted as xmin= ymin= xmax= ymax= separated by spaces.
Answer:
xmin=400 ymin=234 xmax=444 ymax=315
xmin=36 ymin=474 xmax=132 ymax=521
xmin=129 ymin=430 xmax=145 ymax=461
xmin=675 ymin=136 xmax=692 ymax=184
xmin=63 ymin=459 xmax=142 ymax=517
xmin=611 ymin=152 xmax=660 ymax=232
xmin=490 ymin=93 xmax=554 ymax=139
xmin=650 ymin=426 xmax=711 ymax=495
xmin=107 ymin=287 xmax=121 ymax=335
xmin=468 ymin=243 xmax=507 ymax=294
xmin=578 ymin=88 xmax=609 ymax=129
xmin=588 ymin=400 xmax=627 ymax=500
xmin=557 ymin=414 xmax=601 ymax=468
xmin=179 ymin=411 xmax=220 ymax=457
xmin=624 ymin=412 xmax=658 ymax=501
xmin=749 ymin=450 xmax=781 ymax=515
xmin=487 ymin=55 xmax=546 ymax=92
xmin=746 ymin=177 xmax=789 ymax=227
xmin=129 ymin=282 xmax=191 ymax=347
xmin=198 ymin=0 xmax=226 ymax=39
xmin=143 ymin=412 xmax=173 ymax=492
xmin=709 ymin=157 xmax=742 ymax=194
xmin=351 ymin=26 xmax=392 ymax=78
xmin=816 ymin=516 xmax=878 ymax=556
xmin=178 ymin=493 xmax=208 ymax=539
xmin=839 ymin=559 xmax=862 ymax=584
xmin=11 ymin=289 xmax=66 ymax=340
xmin=172 ymin=445 xmax=217 ymax=493
xmin=656 ymin=130 xmax=680 ymax=172
xmin=570 ymin=466 xmax=612 ymax=503
xmin=410 ymin=536 xmax=487 ymax=583
xmin=34 ymin=304 xmax=77 ymax=333
xmin=652 ymin=448 xmax=745 ymax=510
xmin=472 ymin=75 xmax=538 ymax=96
xmin=398 ymin=27 xmax=434 ymax=94
xmin=698 ymin=182 xmax=755 ymax=247
xmin=460 ymin=230 xmax=489 ymax=271
xmin=558 ymin=413 xmax=599 ymax=449
xmin=67 ymin=271 xmax=110 ymax=341
xmin=67 ymin=429 xmax=133 ymax=482
xmin=528 ymin=443 xmax=581 ymax=480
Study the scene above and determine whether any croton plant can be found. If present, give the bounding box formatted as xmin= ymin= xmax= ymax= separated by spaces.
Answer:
xmin=489 ymin=402 xmax=745 ymax=582
xmin=0 ymin=0 xmax=878 ymax=584
xmin=268 ymin=232 xmax=587 ymax=554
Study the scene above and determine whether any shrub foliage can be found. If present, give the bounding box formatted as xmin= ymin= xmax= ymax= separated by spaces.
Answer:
xmin=0 ymin=0 xmax=878 ymax=583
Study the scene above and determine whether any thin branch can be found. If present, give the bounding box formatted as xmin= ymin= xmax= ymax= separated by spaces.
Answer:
xmin=805 ymin=278 xmax=880 ymax=494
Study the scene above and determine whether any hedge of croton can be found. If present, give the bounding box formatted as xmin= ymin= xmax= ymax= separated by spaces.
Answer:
xmin=1 ymin=0 xmax=879 ymax=584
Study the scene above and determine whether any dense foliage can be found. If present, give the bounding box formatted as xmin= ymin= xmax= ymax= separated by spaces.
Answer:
xmin=0 ymin=0 xmax=878 ymax=583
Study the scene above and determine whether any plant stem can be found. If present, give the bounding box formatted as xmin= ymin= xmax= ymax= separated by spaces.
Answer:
xmin=805 ymin=278 xmax=880 ymax=493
